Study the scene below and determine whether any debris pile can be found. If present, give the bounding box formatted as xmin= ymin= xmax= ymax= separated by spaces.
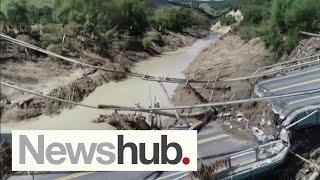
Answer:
xmin=289 ymin=37 xmax=320 ymax=59
xmin=192 ymin=156 xmax=230 ymax=180
xmin=93 ymin=112 xmax=160 ymax=130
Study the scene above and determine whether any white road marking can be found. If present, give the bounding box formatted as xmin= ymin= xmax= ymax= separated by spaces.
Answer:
xmin=197 ymin=134 xmax=229 ymax=145
xmin=55 ymin=172 xmax=93 ymax=180
xmin=270 ymin=78 xmax=320 ymax=93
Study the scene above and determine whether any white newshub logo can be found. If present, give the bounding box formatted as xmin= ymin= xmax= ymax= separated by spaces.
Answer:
xmin=12 ymin=130 xmax=197 ymax=171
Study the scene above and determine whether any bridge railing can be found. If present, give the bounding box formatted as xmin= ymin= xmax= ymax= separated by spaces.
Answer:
xmin=254 ymin=54 xmax=320 ymax=75
xmin=219 ymin=138 xmax=289 ymax=179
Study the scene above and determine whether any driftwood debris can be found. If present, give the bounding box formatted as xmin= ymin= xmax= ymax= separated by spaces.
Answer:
xmin=98 ymin=104 xmax=207 ymax=119
xmin=192 ymin=156 xmax=231 ymax=179
xmin=93 ymin=112 xmax=157 ymax=130
xmin=186 ymin=84 xmax=209 ymax=103
xmin=189 ymin=111 xmax=216 ymax=130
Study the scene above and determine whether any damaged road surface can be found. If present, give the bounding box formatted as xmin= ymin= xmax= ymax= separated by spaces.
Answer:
xmin=256 ymin=69 xmax=320 ymax=119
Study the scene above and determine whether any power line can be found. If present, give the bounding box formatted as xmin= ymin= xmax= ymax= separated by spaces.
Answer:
xmin=285 ymin=110 xmax=318 ymax=129
xmin=0 ymin=81 xmax=99 ymax=109
xmin=2 ymin=81 xmax=320 ymax=112
xmin=300 ymin=31 xmax=320 ymax=38
xmin=224 ymin=55 xmax=320 ymax=82
xmin=98 ymin=88 xmax=320 ymax=111
xmin=3 ymin=34 xmax=319 ymax=84
xmin=0 ymin=34 xmax=209 ymax=84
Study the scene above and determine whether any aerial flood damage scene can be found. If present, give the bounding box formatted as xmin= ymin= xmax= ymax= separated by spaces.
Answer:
xmin=0 ymin=0 xmax=320 ymax=179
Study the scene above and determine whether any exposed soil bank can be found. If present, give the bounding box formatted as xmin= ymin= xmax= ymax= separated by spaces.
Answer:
xmin=171 ymin=34 xmax=278 ymax=141
xmin=0 ymin=31 xmax=205 ymax=122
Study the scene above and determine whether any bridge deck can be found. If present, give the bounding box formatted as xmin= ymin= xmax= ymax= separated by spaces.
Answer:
xmin=256 ymin=69 xmax=320 ymax=119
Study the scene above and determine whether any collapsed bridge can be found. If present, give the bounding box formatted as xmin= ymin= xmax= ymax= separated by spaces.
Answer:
xmin=1 ymin=33 xmax=320 ymax=179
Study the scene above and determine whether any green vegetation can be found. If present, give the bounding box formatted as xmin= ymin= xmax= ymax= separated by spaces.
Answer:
xmin=242 ymin=5 xmax=263 ymax=25
xmin=265 ymin=0 xmax=320 ymax=57
xmin=168 ymin=0 xmax=235 ymax=11
xmin=1 ymin=0 xmax=204 ymax=56
xmin=142 ymin=33 xmax=164 ymax=51
xmin=235 ymin=0 xmax=320 ymax=59
xmin=142 ymin=36 xmax=153 ymax=50
xmin=53 ymin=0 xmax=148 ymax=35
xmin=6 ymin=0 xmax=32 ymax=25
xmin=151 ymin=8 xmax=200 ymax=33
xmin=232 ymin=0 xmax=271 ymax=41
xmin=46 ymin=43 xmax=61 ymax=59
xmin=3 ymin=0 xmax=54 ymax=25
xmin=220 ymin=15 xmax=236 ymax=26
xmin=199 ymin=3 xmax=215 ymax=15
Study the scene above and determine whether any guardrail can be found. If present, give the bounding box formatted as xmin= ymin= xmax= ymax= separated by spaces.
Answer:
xmin=254 ymin=54 xmax=320 ymax=75
xmin=225 ymin=54 xmax=320 ymax=82
xmin=219 ymin=106 xmax=320 ymax=179
xmin=216 ymin=131 xmax=289 ymax=179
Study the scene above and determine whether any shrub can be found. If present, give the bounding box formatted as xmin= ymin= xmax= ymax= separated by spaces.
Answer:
xmin=95 ymin=28 xmax=118 ymax=55
xmin=151 ymin=7 xmax=199 ymax=33
xmin=264 ymin=24 xmax=285 ymax=58
xmin=117 ymin=0 xmax=148 ymax=35
xmin=63 ymin=22 xmax=81 ymax=37
xmin=243 ymin=5 xmax=263 ymax=25
xmin=40 ymin=33 xmax=60 ymax=49
xmin=102 ymin=29 xmax=118 ymax=46
xmin=199 ymin=3 xmax=215 ymax=15
xmin=152 ymin=33 xmax=164 ymax=47
xmin=6 ymin=0 xmax=30 ymax=25
xmin=240 ymin=26 xmax=254 ymax=41
xmin=43 ymin=23 xmax=64 ymax=34
xmin=46 ymin=43 xmax=62 ymax=59
xmin=142 ymin=0 xmax=156 ymax=15
xmin=54 ymin=0 xmax=148 ymax=35
xmin=264 ymin=0 xmax=320 ymax=58
xmin=286 ymin=29 xmax=299 ymax=54
xmin=64 ymin=38 xmax=83 ymax=52
xmin=221 ymin=15 xmax=236 ymax=26
xmin=5 ymin=0 xmax=48 ymax=25
xmin=47 ymin=43 xmax=61 ymax=54
xmin=84 ymin=21 xmax=94 ymax=34
xmin=142 ymin=36 xmax=153 ymax=50
xmin=0 ymin=10 xmax=6 ymax=23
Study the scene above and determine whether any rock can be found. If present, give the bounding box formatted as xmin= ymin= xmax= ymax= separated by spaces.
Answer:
xmin=223 ymin=112 xmax=231 ymax=117
xmin=260 ymin=118 xmax=266 ymax=126
xmin=237 ymin=112 xmax=244 ymax=118
xmin=267 ymin=120 xmax=272 ymax=126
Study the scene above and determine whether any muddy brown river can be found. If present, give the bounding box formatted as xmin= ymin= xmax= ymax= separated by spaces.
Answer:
xmin=2 ymin=35 xmax=219 ymax=132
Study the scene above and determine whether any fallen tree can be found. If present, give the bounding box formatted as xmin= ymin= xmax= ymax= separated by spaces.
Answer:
xmin=98 ymin=104 xmax=208 ymax=119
